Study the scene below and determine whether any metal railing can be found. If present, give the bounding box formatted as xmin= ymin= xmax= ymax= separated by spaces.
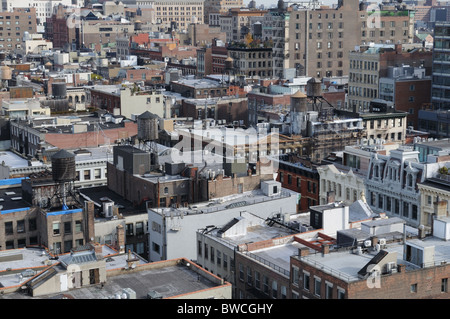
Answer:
xmin=245 ymin=251 xmax=290 ymax=278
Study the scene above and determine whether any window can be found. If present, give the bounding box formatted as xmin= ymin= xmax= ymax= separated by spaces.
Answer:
xmin=254 ymin=271 xmax=260 ymax=289
xmin=53 ymin=222 xmax=61 ymax=236
xmin=64 ymin=240 xmax=72 ymax=253
xmin=126 ymin=223 xmax=134 ymax=236
xmin=84 ymin=170 xmax=91 ymax=180
xmin=411 ymin=283 xmax=417 ymax=293
xmin=314 ymin=277 xmax=321 ymax=297
xmin=136 ymin=222 xmax=144 ymax=235
xmin=337 ymin=287 xmax=345 ymax=299
xmin=326 ymin=282 xmax=333 ymax=299
xmin=197 ymin=240 xmax=202 ymax=257
xmin=210 ymin=246 xmax=215 ymax=262
xmin=263 ymin=275 xmax=269 ymax=295
xmin=217 ymin=250 xmax=221 ymax=266
xmin=75 ymin=220 xmax=82 ymax=232
xmin=94 ymin=169 xmax=101 ymax=179
xmin=17 ymin=220 xmax=25 ymax=233
xmin=223 ymin=253 xmax=228 ymax=270
xmin=136 ymin=242 xmax=144 ymax=255
xmin=303 ymin=272 xmax=310 ymax=291
xmin=247 ymin=267 xmax=252 ymax=286
xmin=442 ymin=278 xmax=448 ymax=293
xmin=281 ymin=286 xmax=287 ymax=299
xmin=272 ymin=281 xmax=278 ymax=299
xmin=64 ymin=221 xmax=71 ymax=234
xmin=204 ymin=243 xmax=208 ymax=259
xmin=239 ymin=263 xmax=244 ymax=281
xmin=5 ymin=221 xmax=13 ymax=235
xmin=152 ymin=242 xmax=160 ymax=254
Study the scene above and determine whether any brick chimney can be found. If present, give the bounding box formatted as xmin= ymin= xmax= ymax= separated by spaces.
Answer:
xmin=84 ymin=201 xmax=95 ymax=244
xmin=395 ymin=43 xmax=402 ymax=54
xmin=116 ymin=224 xmax=125 ymax=254
xmin=90 ymin=242 xmax=103 ymax=259
xmin=298 ymin=247 xmax=310 ymax=257
xmin=322 ymin=244 xmax=330 ymax=255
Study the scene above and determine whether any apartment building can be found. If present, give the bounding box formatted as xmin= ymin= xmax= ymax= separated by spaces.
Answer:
xmin=379 ymin=65 xmax=431 ymax=129
xmin=220 ymin=8 xmax=268 ymax=43
xmin=359 ymin=2 xmax=415 ymax=46
xmin=275 ymin=154 xmax=320 ymax=213
xmin=347 ymin=44 xmax=432 ymax=114
xmin=0 ymin=8 xmax=37 ymax=52
xmin=360 ymin=106 xmax=408 ymax=144
xmin=287 ymin=0 xmax=359 ymax=79
xmin=227 ymin=45 xmax=272 ymax=78
xmin=152 ymin=0 xmax=204 ymax=31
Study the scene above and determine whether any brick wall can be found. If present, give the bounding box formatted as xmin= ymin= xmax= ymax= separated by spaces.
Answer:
xmin=44 ymin=121 xmax=137 ymax=149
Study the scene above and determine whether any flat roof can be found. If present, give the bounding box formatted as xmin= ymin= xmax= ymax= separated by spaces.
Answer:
xmin=0 ymin=151 xmax=36 ymax=169
xmin=297 ymin=235 xmax=450 ymax=283
xmin=0 ymin=186 xmax=30 ymax=212
xmin=151 ymin=187 xmax=296 ymax=217
xmin=1 ymin=258 xmax=221 ymax=299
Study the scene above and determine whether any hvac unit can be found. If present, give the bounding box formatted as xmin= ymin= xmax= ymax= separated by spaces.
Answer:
xmin=385 ymin=262 xmax=397 ymax=274
xmin=379 ymin=238 xmax=386 ymax=246
xmin=363 ymin=240 xmax=372 ymax=248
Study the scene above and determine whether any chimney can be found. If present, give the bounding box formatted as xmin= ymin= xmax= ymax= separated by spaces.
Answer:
xmin=116 ymin=224 xmax=125 ymax=254
xmin=371 ymin=236 xmax=378 ymax=247
xmin=298 ymin=247 xmax=310 ymax=257
xmin=322 ymin=244 xmax=330 ymax=255
xmin=397 ymin=264 xmax=405 ymax=273
xmin=84 ymin=201 xmax=95 ymax=244
xmin=395 ymin=43 xmax=402 ymax=54
xmin=91 ymin=242 xmax=103 ymax=259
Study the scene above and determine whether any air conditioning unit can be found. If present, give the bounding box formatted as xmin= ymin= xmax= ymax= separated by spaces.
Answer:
xmin=364 ymin=240 xmax=372 ymax=248
xmin=385 ymin=262 xmax=397 ymax=274
xmin=379 ymin=238 xmax=386 ymax=246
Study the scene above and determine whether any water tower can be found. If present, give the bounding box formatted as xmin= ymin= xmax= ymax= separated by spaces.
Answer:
xmin=290 ymin=90 xmax=308 ymax=135
xmin=306 ymin=77 xmax=333 ymax=119
xmin=224 ymin=56 xmax=234 ymax=85
xmin=52 ymin=82 xmax=67 ymax=100
xmin=137 ymin=111 xmax=160 ymax=168
xmin=50 ymin=149 xmax=76 ymax=210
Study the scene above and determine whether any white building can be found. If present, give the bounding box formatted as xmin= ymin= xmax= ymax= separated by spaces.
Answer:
xmin=365 ymin=147 xmax=450 ymax=228
xmin=317 ymin=164 xmax=366 ymax=206
xmin=147 ymin=180 xmax=298 ymax=262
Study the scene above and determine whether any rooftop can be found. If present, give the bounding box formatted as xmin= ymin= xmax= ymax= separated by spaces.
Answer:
xmin=151 ymin=187 xmax=295 ymax=217
xmin=295 ymin=235 xmax=450 ymax=283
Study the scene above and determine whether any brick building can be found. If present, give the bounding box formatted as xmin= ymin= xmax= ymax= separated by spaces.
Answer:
xmin=275 ymin=154 xmax=319 ymax=213
xmin=0 ymin=178 xmax=95 ymax=254
xmin=290 ymin=233 xmax=450 ymax=299
xmin=180 ymin=97 xmax=249 ymax=125
xmin=379 ymin=66 xmax=432 ymax=129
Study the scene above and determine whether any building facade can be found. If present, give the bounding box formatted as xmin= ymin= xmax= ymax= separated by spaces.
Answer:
xmin=0 ymin=8 xmax=37 ymax=52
